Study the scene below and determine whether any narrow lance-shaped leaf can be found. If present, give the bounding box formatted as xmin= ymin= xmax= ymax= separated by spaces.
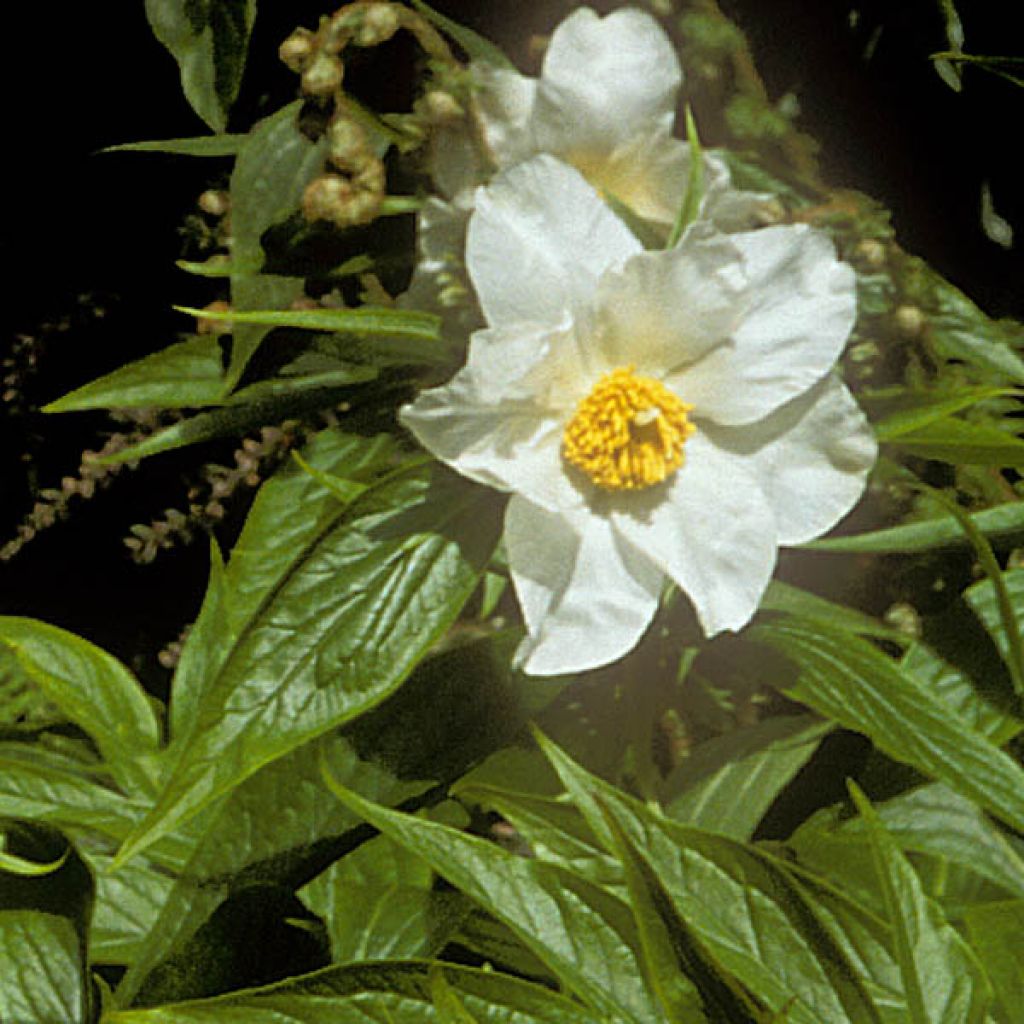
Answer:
xmin=752 ymin=618 xmax=1024 ymax=834
xmin=323 ymin=779 xmax=660 ymax=1024
xmin=534 ymin=729 xmax=887 ymax=1024
xmin=104 ymin=961 xmax=606 ymax=1024
xmin=847 ymin=782 xmax=991 ymax=1024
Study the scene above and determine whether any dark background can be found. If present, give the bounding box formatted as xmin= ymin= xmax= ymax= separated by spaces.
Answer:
xmin=2 ymin=1 xmax=1020 ymax=686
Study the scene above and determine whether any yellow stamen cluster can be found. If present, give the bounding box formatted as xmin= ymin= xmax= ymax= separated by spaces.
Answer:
xmin=562 ymin=366 xmax=695 ymax=491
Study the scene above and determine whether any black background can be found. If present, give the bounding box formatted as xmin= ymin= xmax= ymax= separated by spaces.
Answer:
xmin=2 ymin=1 xmax=1020 ymax=687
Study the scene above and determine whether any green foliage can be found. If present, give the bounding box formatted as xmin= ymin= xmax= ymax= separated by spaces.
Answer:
xmin=144 ymin=0 xmax=257 ymax=132
xmin=8 ymin=0 xmax=1024 ymax=1019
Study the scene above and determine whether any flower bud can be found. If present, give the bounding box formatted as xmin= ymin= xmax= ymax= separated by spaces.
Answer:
xmin=301 ymin=52 xmax=344 ymax=97
xmin=853 ymin=238 xmax=886 ymax=269
xmin=198 ymin=189 xmax=230 ymax=217
xmin=420 ymin=89 xmax=463 ymax=124
xmin=279 ymin=28 xmax=316 ymax=72
xmin=353 ymin=4 xmax=401 ymax=46
xmin=327 ymin=116 xmax=369 ymax=168
xmin=893 ymin=304 xmax=925 ymax=338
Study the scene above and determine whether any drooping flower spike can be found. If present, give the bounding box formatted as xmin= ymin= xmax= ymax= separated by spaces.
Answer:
xmin=402 ymin=156 xmax=877 ymax=676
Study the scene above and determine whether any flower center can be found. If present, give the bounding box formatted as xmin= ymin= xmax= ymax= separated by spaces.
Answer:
xmin=562 ymin=366 xmax=696 ymax=491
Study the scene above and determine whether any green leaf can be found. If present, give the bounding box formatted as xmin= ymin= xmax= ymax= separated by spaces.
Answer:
xmin=534 ymin=730 xmax=887 ymax=1024
xmin=0 ymin=840 xmax=68 ymax=877
xmin=323 ymin=782 xmax=659 ymax=1024
xmin=872 ymin=386 xmax=1014 ymax=440
xmin=175 ymin=303 xmax=442 ymax=341
xmin=752 ymin=618 xmax=1024 ymax=834
xmin=791 ymin=782 xmax=1024 ymax=912
xmin=0 ymin=826 xmax=94 ymax=1024
xmin=805 ymin=499 xmax=1024 ymax=553
xmin=104 ymin=961 xmax=604 ymax=1023
xmin=103 ymin=135 xmax=247 ymax=156
xmin=144 ymin=0 xmax=256 ymax=132
xmin=963 ymin=901 xmax=1024 ymax=1024
xmin=847 ymin=782 xmax=991 ymax=1024
xmin=410 ymin=0 xmax=515 ymax=68
xmin=964 ymin=568 xmax=1024 ymax=700
xmin=228 ymin=102 xmax=327 ymax=383
xmin=0 ymin=619 xmax=161 ymax=797
xmin=299 ymin=831 xmax=468 ymax=965
xmin=113 ymin=732 xmax=427 ymax=1007
xmin=659 ymin=714 xmax=833 ymax=840
xmin=886 ymin=416 xmax=1024 ymax=466
xmin=667 ymin=105 xmax=706 ymax=247
xmin=43 ymin=335 xmax=228 ymax=412
xmin=113 ymin=464 xmax=499 ymax=867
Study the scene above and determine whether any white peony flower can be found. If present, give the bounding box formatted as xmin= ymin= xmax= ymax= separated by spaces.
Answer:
xmin=471 ymin=5 xmax=769 ymax=229
xmin=401 ymin=156 xmax=877 ymax=676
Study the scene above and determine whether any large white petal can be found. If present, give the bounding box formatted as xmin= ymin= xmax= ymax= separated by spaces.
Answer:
xmin=506 ymin=496 xmax=663 ymax=675
xmin=667 ymin=224 xmax=857 ymax=425
xmin=472 ymin=64 xmax=538 ymax=168
xmin=704 ymin=374 xmax=877 ymax=546
xmin=533 ymin=7 xmax=681 ymax=158
xmin=467 ymin=155 xmax=642 ymax=328
xmin=586 ymin=237 xmax=748 ymax=374
xmin=611 ymin=432 xmax=777 ymax=636
xmin=400 ymin=324 xmax=584 ymax=513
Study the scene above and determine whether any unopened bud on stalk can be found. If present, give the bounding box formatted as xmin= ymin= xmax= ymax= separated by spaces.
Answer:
xmin=327 ymin=116 xmax=369 ymax=167
xmin=420 ymin=89 xmax=463 ymax=124
xmin=279 ymin=28 xmax=317 ymax=72
xmin=198 ymin=190 xmax=230 ymax=217
xmin=853 ymin=238 xmax=886 ymax=268
xmin=893 ymin=304 xmax=925 ymax=338
xmin=301 ymin=52 xmax=345 ymax=96
xmin=353 ymin=4 xmax=401 ymax=46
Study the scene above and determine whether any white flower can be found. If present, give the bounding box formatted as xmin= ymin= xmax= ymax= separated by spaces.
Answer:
xmin=401 ymin=156 xmax=877 ymax=676
xmin=471 ymin=5 xmax=769 ymax=229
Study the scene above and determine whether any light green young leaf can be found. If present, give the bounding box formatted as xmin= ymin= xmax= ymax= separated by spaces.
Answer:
xmin=144 ymin=0 xmax=256 ymax=132
xmin=534 ymin=730 xmax=887 ymax=1024
xmin=43 ymin=335 xmax=228 ymax=413
xmin=103 ymin=135 xmax=247 ymax=156
xmin=965 ymin=567 xmax=1024 ymax=700
xmin=848 ymin=782 xmax=991 ymax=1024
xmin=659 ymin=714 xmax=833 ymax=840
xmin=963 ymin=901 xmax=1024 ymax=1024
xmin=667 ymin=105 xmax=705 ymax=247
xmin=752 ymin=618 xmax=1024 ymax=834
xmin=0 ymin=619 xmax=161 ymax=797
xmin=114 ymin=465 xmax=499 ymax=867
xmin=105 ymin=961 xmax=605 ymax=1024
xmin=0 ymin=842 xmax=68 ymax=877
xmin=805 ymin=499 xmax=1024 ymax=553
xmin=323 ymin=784 xmax=659 ymax=1024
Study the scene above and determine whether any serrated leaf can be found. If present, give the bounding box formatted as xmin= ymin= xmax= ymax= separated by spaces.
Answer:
xmin=534 ymin=730 xmax=887 ymax=1024
xmin=324 ymin=784 xmax=658 ymax=1023
xmin=752 ymin=618 xmax=1024 ymax=834
xmin=0 ymin=619 xmax=161 ymax=797
xmin=805 ymin=499 xmax=1024 ymax=553
xmin=848 ymin=783 xmax=991 ymax=1024
xmin=963 ymin=900 xmax=1024 ymax=1024
xmin=104 ymin=135 xmax=247 ymax=156
xmin=114 ymin=464 xmax=499 ymax=867
xmin=144 ymin=0 xmax=256 ymax=132
xmin=43 ymin=335 xmax=228 ymax=413
xmin=660 ymin=714 xmax=833 ymax=840
xmin=104 ymin=961 xmax=604 ymax=1023
xmin=964 ymin=568 xmax=1024 ymax=701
